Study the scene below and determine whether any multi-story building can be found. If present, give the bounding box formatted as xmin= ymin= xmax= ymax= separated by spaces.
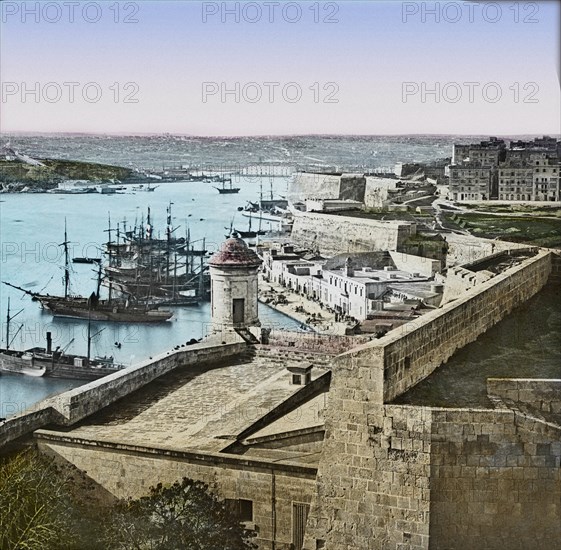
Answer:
xmin=532 ymin=154 xmax=560 ymax=201
xmin=448 ymin=164 xmax=494 ymax=201
xmin=452 ymin=137 xmax=506 ymax=166
xmin=450 ymin=136 xmax=560 ymax=202
xmin=498 ymin=160 xmax=534 ymax=201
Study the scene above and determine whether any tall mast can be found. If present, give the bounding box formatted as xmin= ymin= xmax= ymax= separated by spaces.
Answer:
xmin=63 ymin=218 xmax=70 ymax=299
xmin=5 ymin=297 xmax=23 ymax=351
xmin=107 ymin=213 xmax=113 ymax=267
xmin=198 ymin=238 xmax=205 ymax=300
xmin=5 ymin=297 xmax=10 ymax=351
xmin=86 ymin=309 xmax=91 ymax=364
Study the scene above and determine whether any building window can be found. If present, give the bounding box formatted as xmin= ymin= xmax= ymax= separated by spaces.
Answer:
xmin=225 ymin=499 xmax=253 ymax=522
xmin=292 ymin=374 xmax=302 ymax=385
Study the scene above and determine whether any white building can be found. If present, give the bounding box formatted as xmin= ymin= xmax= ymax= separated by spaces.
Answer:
xmin=262 ymin=247 xmax=438 ymax=321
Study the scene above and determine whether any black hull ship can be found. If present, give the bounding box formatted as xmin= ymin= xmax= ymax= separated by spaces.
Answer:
xmin=0 ymin=303 xmax=125 ymax=380
xmin=4 ymin=219 xmax=173 ymax=323
xmin=214 ymin=177 xmax=240 ymax=194
xmin=0 ymin=347 xmax=123 ymax=380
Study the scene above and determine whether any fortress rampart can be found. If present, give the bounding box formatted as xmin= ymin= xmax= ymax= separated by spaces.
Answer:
xmin=37 ymin=431 xmax=318 ymax=550
xmin=291 ymin=211 xmax=415 ymax=254
xmin=303 ymin=249 xmax=559 ymax=549
xmin=0 ymin=339 xmax=246 ymax=449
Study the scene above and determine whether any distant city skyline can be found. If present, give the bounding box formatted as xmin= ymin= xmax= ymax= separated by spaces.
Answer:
xmin=1 ymin=1 xmax=560 ymax=136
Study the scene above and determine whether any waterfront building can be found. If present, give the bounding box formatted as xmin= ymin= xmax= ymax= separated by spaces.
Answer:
xmin=261 ymin=246 xmax=437 ymax=321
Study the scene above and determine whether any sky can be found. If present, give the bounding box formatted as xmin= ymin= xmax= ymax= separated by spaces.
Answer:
xmin=0 ymin=0 xmax=560 ymax=136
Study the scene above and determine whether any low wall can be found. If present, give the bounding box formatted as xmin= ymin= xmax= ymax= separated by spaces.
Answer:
xmin=488 ymin=378 xmax=561 ymax=416
xmin=38 ymin=432 xmax=317 ymax=550
xmin=290 ymin=211 xmax=415 ymax=255
xmin=261 ymin=329 xmax=372 ymax=355
xmin=0 ymin=339 xmax=247 ymax=449
xmin=0 ymin=407 xmax=61 ymax=450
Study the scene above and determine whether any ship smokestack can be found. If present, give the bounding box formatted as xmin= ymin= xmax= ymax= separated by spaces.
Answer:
xmin=46 ymin=332 xmax=52 ymax=354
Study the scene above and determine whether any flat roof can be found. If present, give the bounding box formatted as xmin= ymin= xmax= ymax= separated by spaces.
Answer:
xmin=46 ymin=351 xmax=330 ymax=466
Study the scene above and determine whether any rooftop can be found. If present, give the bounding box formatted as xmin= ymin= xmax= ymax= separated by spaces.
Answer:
xmin=50 ymin=350 xmax=330 ymax=466
xmin=209 ymin=237 xmax=262 ymax=268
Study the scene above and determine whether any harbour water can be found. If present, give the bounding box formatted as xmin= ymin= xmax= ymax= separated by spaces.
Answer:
xmin=0 ymin=176 xmax=301 ymax=417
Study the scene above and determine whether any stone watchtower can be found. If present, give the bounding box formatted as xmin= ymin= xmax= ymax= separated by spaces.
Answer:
xmin=208 ymin=236 xmax=262 ymax=331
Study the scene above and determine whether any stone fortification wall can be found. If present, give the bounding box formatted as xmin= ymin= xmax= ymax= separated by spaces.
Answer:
xmin=364 ymin=176 xmax=398 ymax=208
xmin=50 ymin=340 xmax=246 ymax=424
xmin=389 ymin=250 xmax=441 ymax=277
xmin=0 ymin=340 xmax=246 ymax=449
xmin=290 ymin=211 xmax=415 ymax=255
xmin=444 ymin=233 xmax=530 ymax=267
xmin=261 ymin=329 xmax=373 ymax=355
xmin=488 ymin=378 xmax=561 ymax=417
xmin=381 ymin=250 xmax=551 ymax=402
xmin=549 ymin=249 xmax=561 ymax=284
xmin=429 ymin=407 xmax=561 ymax=549
xmin=304 ymin=402 xmax=561 ymax=550
xmin=303 ymin=250 xmax=555 ymax=549
xmin=288 ymin=172 xmax=342 ymax=202
xmin=38 ymin=432 xmax=317 ymax=550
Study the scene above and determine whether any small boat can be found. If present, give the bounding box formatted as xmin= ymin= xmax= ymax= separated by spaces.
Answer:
xmin=0 ymin=349 xmax=47 ymax=377
xmin=73 ymin=257 xmax=101 ymax=264
xmin=132 ymin=184 xmax=158 ymax=192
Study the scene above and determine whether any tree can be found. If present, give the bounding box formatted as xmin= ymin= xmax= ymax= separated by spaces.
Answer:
xmin=104 ymin=477 xmax=257 ymax=550
xmin=0 ymin=451 xmax=80 ymax=550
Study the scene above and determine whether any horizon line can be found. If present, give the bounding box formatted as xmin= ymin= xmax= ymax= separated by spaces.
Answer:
xmin=1 ymin=131 xmax=560 ymax=139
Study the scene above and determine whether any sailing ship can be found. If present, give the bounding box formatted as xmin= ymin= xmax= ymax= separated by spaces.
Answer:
xmin=103 ymin=205 xmax=210 ymax=304
xmin=235 ymin=212 xmax=267 ymax=238
xmin=0 ymin=300 xmax=125 ymax=379
xmin=4 ymin=220 xmax=173 ymax=323
xmin=214 ymin=177 xmax=240 ymax=194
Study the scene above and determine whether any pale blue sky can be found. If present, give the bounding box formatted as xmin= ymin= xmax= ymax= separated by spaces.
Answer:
xmin=1 ymin=1 xmax=559 ymax=135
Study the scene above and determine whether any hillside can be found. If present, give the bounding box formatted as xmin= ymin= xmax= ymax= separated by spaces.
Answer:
xmin=0 ymin=158 xmax=136 ymax=192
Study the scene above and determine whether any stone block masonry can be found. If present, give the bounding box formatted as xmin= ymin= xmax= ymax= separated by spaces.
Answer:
xmin=0 ymin=339 xmax=247 ymax=450
xmin=303 ymin=250 xmax=557 ymax=549
xmin=351 ymin=249 xmax=551 ymax=404
xmin=488 ymin=378 xmax=561 ymax=418
xmin=291 ymin=211 xmax=416 ymax=255
xmin=304 ymin=404 xmax=561 ymax=550
xmin=37 ymin=432 xmax=318 ymax=550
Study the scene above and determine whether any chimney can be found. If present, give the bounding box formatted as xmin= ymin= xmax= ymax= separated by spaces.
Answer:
xmin=46 ymin=332 xmax=52 ymax=354
xmin=287 ymin=364 xmax=313 ymax=386
xmin=343 ymin=257 xmax=354 ymax=278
